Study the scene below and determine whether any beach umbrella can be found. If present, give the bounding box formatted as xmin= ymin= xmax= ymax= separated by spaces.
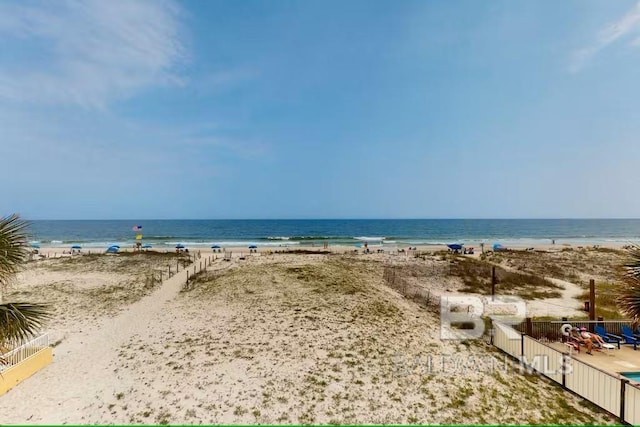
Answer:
xmin=175 ymin=244 xmax=185 ymax=249
xmin=142 ymin=244 xmax=152 ymax=249
xmin=106 ymin=246 xmax=119 ymax=253
xmin=493 ymin=242 xmax=506 ymax=251
xmin=248 ymin=245 xmax=258 ymax=249
xmin=211 ymin=245 xmax=221 ymax=249
xmin=71 ymin=245 xmax=81 ymax=249
xmin=447 ymin=243 xmax=463 ymax=251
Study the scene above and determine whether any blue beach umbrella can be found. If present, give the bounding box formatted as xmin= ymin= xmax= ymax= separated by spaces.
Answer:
xmin=71 ymin=245 xmax=81 ymax=249
xmin=248 ymin=245 xmax=258 ymax=249
xmin=30 ymin=242 xmax=40 ymax=249
xmin=211 ymin=245 xmax=221 ymax=249
xmin=175 ymin=244 xmax=185 ymax=249
xmin=106 ymin=246 xmax=119 ymax=253
xmin=447 ymin=243 xmax=463 ymax=251
xmin=493 ymin=242 xmax=506 ymax=251
xmin=142 ymin=244 xmax=152 ymax=249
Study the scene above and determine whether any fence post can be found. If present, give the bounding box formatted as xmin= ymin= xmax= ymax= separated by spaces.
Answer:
xmin=620 ymin=378 xmax=629 ymax=423
xmin=525 ymin=317 xmax=533 ymax=336
xmin=561 ymin=352 xmax=568 ymax=388
xmin=589 ymin=279 xmax=596 ymax=327
xmin=521 ymin=332 xmax=525 ymax=358
xmin=491 ymin=266 xmax=496 ymax=301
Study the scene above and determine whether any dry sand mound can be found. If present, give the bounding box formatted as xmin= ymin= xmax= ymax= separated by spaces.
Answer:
xmin=0 ymin=254 xmax=615 ymax=424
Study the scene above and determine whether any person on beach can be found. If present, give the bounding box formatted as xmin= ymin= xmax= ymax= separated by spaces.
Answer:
xmin=580 ymin=327 xmax=605 ymax=346
xmin=571 ymin=327 xmax=593 ymax=354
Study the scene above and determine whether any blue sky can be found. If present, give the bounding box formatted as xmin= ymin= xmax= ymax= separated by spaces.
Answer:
xmin=1 ymin=0 xmax=640 ymax=219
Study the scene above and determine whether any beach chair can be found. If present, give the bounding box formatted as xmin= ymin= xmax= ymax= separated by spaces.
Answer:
xmin=621 ymin=325 xmax=639 ymax=350
xmin=594 ymin=325 xmax=621 ymax=349
xmin=560 ymin=325 xmax=581 ymax=353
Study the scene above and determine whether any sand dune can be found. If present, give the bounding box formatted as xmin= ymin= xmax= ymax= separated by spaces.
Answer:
xmin=0 ymin=252 xmax=616 ymax=424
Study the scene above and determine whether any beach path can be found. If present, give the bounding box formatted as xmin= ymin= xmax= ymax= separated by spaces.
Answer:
xmin=0 ymin=263 xmax=202 ymax=424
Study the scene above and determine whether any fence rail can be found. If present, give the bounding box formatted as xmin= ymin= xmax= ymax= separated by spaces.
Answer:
xmin=382 ymin=265 xmax=440 ymax=309
xmin=492 ymin=321 xmax=640 ymax=423
xmin=0 ymin=333 xmax=50 ymax=372
xmin=514 ymin=319 xmax=636 ymax=342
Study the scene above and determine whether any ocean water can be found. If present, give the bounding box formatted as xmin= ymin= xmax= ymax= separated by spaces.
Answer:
xmin=25 ymin=219 xmax=640 ymax=249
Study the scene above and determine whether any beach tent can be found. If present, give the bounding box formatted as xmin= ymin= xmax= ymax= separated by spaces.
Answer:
xmin=30 ymin=242 xmax=40 ymax=249
xmin=447 ymin=243 xmax=463 ymax=251
xmin=106 ymin=245 xmax=119 ymax=253
xmin=493 ymin=242 xmax=506 ymax=251
xmin=142 ymin=244 xmax=152 ymax=249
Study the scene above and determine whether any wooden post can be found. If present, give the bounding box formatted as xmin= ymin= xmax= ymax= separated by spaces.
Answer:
xmin=589 ymin=279 xmax=596 ymax=325
xmin=177 ymin=260 xmax=179 ymax=272
xmin=525 ymin=317 xmax=533 ymax=336
xmin=491 ymin=266 xmax=496 ymax=301
xmin=621 ymin=378 xmax=629 ymax=423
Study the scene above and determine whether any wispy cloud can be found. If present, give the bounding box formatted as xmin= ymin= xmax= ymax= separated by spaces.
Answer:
xmin=0 ymin=0 xmax=186 ymax=107
xmin=570 ymin=1 xmax=640 ymax=73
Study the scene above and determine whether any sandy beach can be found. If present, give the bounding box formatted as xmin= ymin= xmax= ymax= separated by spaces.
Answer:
xmin=0 ymin=244 xmax=625 ymax=423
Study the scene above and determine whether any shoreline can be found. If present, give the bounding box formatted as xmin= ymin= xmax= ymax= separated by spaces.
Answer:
xmin=31 ymin=240 xmax=631 ymax=259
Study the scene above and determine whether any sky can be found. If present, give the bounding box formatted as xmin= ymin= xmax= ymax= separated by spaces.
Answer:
xmin=1 ymin=0 xmax=640 ymax=219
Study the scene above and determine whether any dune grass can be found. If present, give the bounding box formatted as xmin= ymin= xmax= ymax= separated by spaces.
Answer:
xmin=448 ymin=256 xmax=563 ymax=300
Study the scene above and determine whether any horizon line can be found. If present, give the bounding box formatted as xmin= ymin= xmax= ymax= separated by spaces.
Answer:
xmin=25 ymin=217 xmax=640 ymax=221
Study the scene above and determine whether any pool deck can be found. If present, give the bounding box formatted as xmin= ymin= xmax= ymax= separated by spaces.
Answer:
xmin=547 ymin=341 xmax=640 ymax=385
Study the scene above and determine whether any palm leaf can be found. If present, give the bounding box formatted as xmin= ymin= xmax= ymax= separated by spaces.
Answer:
xmin=617 ymin=244 xmax=640 ymax=319
xmin=0 ymin=214 xmax=30 ymax=291
xmin=0 ymin=302 xmax=50 ymax=347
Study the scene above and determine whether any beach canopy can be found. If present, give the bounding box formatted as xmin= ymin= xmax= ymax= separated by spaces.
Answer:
xmin=71 ymin=245 xmax=81 ymax=249
xmin=142 ymin=244 xmax=152 ymax=248
xmin=248 ymin=245 xmax=258 ymax=249
xmin=175 ymin=244 xmax=185 ymax=249
xmin=106 ymin=246 xmax=119 ymax=253
xmin=447 ymin=243 xmax=463 ymax=251
xmin=30 ymin=242 xmax=40 ymax=248
xmin=211 ymin=245 xmax=221 ymax=249
xmin=493 ymin=242 xmax=506 ymax=251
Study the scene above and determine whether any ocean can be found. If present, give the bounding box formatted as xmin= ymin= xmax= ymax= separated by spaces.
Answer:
xmin=26 ymin=219 xmax=640 ymax=249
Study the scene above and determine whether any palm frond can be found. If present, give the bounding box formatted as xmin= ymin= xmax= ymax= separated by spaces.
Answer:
xmin=617 ymin=244 xmax=640 ymax=319
xmin=0 ymin=214 xmax=30 ymax=289
xmin=0 ymin=302 xmax=50 ymax=347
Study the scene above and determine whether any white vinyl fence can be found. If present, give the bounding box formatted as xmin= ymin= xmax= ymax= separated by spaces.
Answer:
xmin=0 ymin=333 xmax=49 ymax=371
xmin=625 ymin=383 xmax=640 ymax=425
xmin=492 ymin=321 xmax=640 ymax=423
